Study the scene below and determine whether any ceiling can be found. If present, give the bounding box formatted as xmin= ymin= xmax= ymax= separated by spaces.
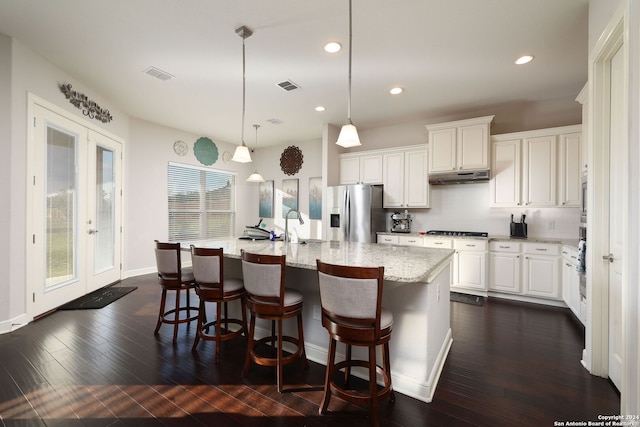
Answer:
xmin=0 ymin=0 xmax=589 ymax=148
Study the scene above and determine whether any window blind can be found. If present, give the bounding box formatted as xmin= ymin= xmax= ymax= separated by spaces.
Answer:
xmin=168 ymin=163 xmax=236 ymax=241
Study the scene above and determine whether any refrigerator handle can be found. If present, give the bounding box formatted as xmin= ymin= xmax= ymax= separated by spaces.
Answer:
xmin=344 ymin=188 xmax=350 ymax=241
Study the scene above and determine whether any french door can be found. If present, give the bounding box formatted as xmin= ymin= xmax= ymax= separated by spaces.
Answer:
xmin=28 ymin=97 xmax=122 ymax=317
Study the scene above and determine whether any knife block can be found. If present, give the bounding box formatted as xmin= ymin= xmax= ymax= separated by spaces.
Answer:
xmin=510 ymin=222 xmax=527 ymax=238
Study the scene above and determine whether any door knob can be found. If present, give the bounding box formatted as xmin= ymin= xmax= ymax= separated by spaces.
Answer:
xmin=87 ymin=229 xmax=99 ymax=235
xmin=602 ymin=253 xmax=614 ymax=263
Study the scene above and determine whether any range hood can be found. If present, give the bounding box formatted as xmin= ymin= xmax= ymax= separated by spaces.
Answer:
xmin=428 ymin=170 xmax=490 ymax=185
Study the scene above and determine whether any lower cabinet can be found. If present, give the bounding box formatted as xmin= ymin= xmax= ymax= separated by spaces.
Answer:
xmin=489 ymin=241 xmax=521 ymax=293
xmin=452 ymin=239 xmax=487 ymax=292
xmin=522 ymin=243 xmax=561 ymax=299
xmin=377 ymin=235 xmax=399 ymax=245
xmin=562 ymin=246 xmax=584 ymax=324
xmin=490 ymin=241 xmax=562 ymax=302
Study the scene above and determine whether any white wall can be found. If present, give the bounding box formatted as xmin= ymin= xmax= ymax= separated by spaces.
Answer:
xmin=125 ymin=118 xmax=256 ymax=275
xmin=0 ymin=34 xmax=11 ymax=321
xmin=243 ymin=138 xmax=323 ymax=241
xmin=407 ymin=184 xmax=580 ymax=239
xmin=5 ymin=39 xmax=129 ymax=325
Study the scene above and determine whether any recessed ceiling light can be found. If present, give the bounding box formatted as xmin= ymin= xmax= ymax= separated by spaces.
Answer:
xmin=390 ymin=87 xmax=403 ymax=95
xmin=515 ymin=55 xmax=534 ymax=65
xmin=315 ymin=106 xmax=326 ymax=112
xmin=324 ymin=42 xmax=342 ymax=53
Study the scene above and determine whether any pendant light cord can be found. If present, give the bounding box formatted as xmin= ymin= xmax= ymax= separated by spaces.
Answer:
xmin=241 ymin=37 xmax=247 ymax=146
xmin=347 ymin=0 xmax=353 ymax=125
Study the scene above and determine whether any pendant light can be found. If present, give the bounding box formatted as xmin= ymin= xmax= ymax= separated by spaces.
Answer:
xmin=336 ymin=0 xmax=361 ymax=148
xmin=246 ymin=124 xmax=265 ymax=182
xmin=232 ymin=26 xmax=253 ymax=163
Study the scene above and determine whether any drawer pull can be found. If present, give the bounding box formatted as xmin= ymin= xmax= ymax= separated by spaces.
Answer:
xmin=535 ymin=248 xmax=548 ymax=252
xmin=499 ymin=245 xmax=510 ymax=249
xmin=465 ymin=244 xmax=476 ymax=247
xmin=434 ymin=242 xmax=443 ymax=245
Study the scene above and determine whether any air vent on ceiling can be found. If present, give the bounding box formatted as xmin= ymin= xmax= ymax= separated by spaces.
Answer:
xmin=144 ymin=66 xmax=174 ymax=81
xmin=266 ymin=118 xmax=284 ymax=125
xmin=276 ymin=80 xmax=300 ymax=91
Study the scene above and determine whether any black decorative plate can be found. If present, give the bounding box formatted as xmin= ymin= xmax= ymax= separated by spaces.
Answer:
xmin=280 ymin=145 xmax=303 ymax=175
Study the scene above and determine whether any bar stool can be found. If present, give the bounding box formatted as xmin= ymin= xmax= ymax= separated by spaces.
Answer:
xmin=190 ymin=245 xmax=247 ymax=361
xmin=316 ymin=260 xmax=395 ymax=427
xmin=240 ymin=250 xmax=308 ymax=392
xmin=153 ymin=240 xmax=198 ymax=343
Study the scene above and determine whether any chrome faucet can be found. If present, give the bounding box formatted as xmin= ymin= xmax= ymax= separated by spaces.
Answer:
xmin=284 ymin=209 xmax=304 ymax=243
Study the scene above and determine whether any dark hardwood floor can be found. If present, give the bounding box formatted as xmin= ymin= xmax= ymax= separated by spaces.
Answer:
xmin=0 ymin=274 xmax=619 ymax=426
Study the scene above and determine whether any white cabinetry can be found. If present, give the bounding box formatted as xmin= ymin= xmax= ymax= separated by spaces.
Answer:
xmin=424 ymin=237 xmax=453 ymax=249
xmin=523 ymin=135 xmax=557 ymax=206
xmin=490 ymin=125 xmax=582 ymax=207
xmin=559 ymin=133 xmax=582 ymax=206
xmin=452 ymin=239 xmax=487 ymax=292
xmin=489 ymin=241 xmax=521 ymax=294
xmin=382 ymin=146 xmax=429 ymax=208
xmin=522 ymin=243 xmax=561 ymax=299
xmin=426 ymin=116 xmax=494 ymax=173
xmin=339 ymin=153 xmax=383 ymax=185
xmin=398 ymin=235 xmax=424 ymax=247
xmin=561 ymin=246 xmax=583 ymax=323
xmin=377 ymin=234 xmax=399 ymax=245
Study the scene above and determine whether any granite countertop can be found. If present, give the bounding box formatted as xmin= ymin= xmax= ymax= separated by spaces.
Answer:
xmin=183 ymin=239 xmax=454 ymax=284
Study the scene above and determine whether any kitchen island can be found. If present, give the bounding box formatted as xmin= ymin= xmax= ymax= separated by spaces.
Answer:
xmin=183 ymin=239 xmax=454 ymax=403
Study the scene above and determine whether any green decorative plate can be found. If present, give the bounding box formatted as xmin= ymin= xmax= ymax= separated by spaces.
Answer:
xmin=193 ymin=137 xmax=218 ymax=165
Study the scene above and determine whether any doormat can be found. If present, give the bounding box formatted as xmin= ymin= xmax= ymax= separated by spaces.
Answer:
xmin=450 ymin=291 xmax=484 ymax=306
xmin=58 ymin=286 xmax=137 ymax=310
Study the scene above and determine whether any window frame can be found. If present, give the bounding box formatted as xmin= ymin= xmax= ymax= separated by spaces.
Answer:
xmin=167 ymin=162 xmax=236 ymax=241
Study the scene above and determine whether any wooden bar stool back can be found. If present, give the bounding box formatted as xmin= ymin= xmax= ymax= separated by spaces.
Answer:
xmin=190 ymin=245 xmax=247 ymax=361
xmin=240 ymin=250 xmax=308 ymax=392
xmin=153 ymin=240 xmax=198 ymax=343
xmin=316 ymin=260 xmax=395 ymax=427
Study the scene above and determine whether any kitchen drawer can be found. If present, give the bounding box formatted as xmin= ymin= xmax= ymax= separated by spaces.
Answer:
xmin=454 ymin=239 xmax=488 ymax=251
xmin=398 ymin=235 xmax=424 ymax=247
xmin=562 ymin=245 xmax=578 ymax=262
xmin=377 ymin=235 xmax=399 ymax=245
xmin=489 ymin=241 xmax=521 ymax=253
xmin=523 ymin=243 xmax=560 ymax=256
xmin=424 ymin=237 xmax=453 ymax=249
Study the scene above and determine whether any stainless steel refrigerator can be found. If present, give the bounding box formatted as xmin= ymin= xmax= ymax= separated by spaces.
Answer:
xmin=326 ymin=184 xmax=385 ymax=243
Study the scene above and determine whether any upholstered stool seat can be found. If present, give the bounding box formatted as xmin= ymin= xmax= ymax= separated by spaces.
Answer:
xmin=316 ymin=260 xmax=395 ymax=427
xmin=240 ymin=250 xmax=308 ymax=392
xmin=153 ymin=240 xmax=198 ymax=343
xmin=190 ymin=246 xmax=247 ymax=361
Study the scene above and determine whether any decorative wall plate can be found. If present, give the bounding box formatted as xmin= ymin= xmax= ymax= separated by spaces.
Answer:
xmin=173 ymin=140 xmax=188 ymax=156
xmin=222 ymin=151 xmax=232 ymax=164
xmin=193 ymin=137 xmax=218 ymax=165
xmin=280 ymin=145 xmax=304 ymax=175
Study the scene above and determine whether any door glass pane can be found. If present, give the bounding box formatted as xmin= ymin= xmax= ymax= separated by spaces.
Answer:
xmin=95 ymin=145 xmax=115 ymax=272
xmin=46 ymin=126 xmax=77 ymax=288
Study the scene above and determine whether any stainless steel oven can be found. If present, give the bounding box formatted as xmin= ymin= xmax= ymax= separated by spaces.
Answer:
xmin=578 ymin=225 xmax=586 ymax=299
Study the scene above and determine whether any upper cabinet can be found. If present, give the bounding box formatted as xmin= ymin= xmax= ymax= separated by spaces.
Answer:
xmin=490 ymin=125 xmax=582 ymax=207
xmin=383 ymin=146 xmax=429 ymax=208
xmin=426 ymin=116 xmax=494 ymax=174
xmin=339 ymin=153 xmax=383 ymax=184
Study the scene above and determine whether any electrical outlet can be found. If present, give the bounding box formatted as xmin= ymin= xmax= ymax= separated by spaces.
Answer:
xmin=548 ymin=221 xmax=556 ymax=230
xmin=437 ymin=283 xmax=440 ymax=302
xmin=313 ymin=305 xmax=321 ymax=321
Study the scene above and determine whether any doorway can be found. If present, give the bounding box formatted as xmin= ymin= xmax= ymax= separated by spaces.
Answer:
xmin=27 ymin=95 xmax=123 ymax=317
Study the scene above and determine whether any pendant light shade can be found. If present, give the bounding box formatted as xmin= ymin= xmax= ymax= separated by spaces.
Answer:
xmin=232 ymin=145 xmax=252 ymax=163
xmin=232 ymin=26 xmax=254 ymax=163
xmin=336 ymin=0 xmax=361 ymax=148
xmin=246 ymin=124 xmax=265 ymax=182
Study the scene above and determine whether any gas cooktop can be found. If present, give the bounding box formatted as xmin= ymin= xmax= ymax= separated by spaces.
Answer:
xmin=426 ymin=230 xmax=489 ymax=237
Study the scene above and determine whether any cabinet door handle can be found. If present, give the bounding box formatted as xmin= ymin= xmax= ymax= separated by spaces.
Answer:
xmin=603 ymin=253 xmax=614 ymax=263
